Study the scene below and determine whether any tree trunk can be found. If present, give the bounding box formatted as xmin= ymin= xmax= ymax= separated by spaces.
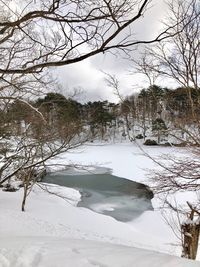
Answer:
xmin=181 ymin=217 xmax=200 ymax=260
xmin=21 ymin=188 xmax=27 ymax=212
xmin=21 ymin=178 xmax=29 ymax=212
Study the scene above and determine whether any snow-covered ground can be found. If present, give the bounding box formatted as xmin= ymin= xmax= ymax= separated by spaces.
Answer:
xmin=0 ymin=142 xmax=199 ymax=266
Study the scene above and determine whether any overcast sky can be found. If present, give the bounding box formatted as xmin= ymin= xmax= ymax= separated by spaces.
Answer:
xmin=56 ymin=0 xmax=169 ymax=103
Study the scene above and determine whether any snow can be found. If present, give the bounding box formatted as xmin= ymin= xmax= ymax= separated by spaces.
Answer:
xmin=0 ymin=142 xmax=199 ymax=266
xmin=1 ymin=237 xmax=199 ymax=267
xmin=48 ymin=141 xmax=180 ymax=183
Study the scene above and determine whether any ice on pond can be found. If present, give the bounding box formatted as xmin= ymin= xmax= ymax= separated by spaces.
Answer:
xmin=43 ymin=169 xmax=153 ymax=222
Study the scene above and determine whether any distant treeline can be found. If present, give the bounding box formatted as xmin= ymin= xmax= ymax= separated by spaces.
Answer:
xmin=0 ymin=85 xmax=199 ymax=142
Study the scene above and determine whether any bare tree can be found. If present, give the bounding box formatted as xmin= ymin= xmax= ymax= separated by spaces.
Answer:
xmin=140 ymin=144 xmax=200 ymax=260
xmin=0 ymin=0 xmax=176 ymax=75
xmin=134 ymin=0 xmax=200 ymax=119
xmin=0 ymin=118 xmax=90 ymax=210
xmin=131 ymin=1 xmax=200 ymax=255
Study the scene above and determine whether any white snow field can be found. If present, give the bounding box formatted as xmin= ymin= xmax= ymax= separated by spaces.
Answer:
xmin=0 ymin=142 xmax=199 ymax=266
xmin=1 ymin=237 xmax=199 ymax=267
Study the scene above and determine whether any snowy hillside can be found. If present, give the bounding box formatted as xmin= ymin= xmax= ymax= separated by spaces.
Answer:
xmin=0 ymin=142 xmax=199 ymax=266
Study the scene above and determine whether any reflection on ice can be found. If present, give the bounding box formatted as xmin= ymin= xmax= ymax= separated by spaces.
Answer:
xmin=79 ymin=190 xmax=153 ymax=222
xmin=90 ymin=196 xmax=150 ymax=213
xmin=90 ymin=203 xmax=116 ymax=212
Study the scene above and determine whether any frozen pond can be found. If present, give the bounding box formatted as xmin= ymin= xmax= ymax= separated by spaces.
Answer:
xmin=43 ymin=168 xmax=153 ymax=222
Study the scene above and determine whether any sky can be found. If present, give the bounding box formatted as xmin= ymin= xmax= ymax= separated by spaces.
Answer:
xmin=56 ymin=0 xmax=169 ymax=103
xmin=8 ymin=0 xmax=169 ymax=103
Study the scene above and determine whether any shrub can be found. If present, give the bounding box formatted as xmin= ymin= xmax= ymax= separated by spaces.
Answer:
xmin=135 ymin=134 xmax=144 ymax=139
xmin=144 ymin=139 xmax=158 ymax=146
xmin=3 ymin=184 xmax=18 ymax=192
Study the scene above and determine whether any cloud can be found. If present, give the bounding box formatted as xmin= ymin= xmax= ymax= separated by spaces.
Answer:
xmin=56 ymin=0 xmax=168 ymax=103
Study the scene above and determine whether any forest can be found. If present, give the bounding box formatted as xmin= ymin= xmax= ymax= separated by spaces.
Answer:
xmin=1 ymin=85 xmax=199 ymax=145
